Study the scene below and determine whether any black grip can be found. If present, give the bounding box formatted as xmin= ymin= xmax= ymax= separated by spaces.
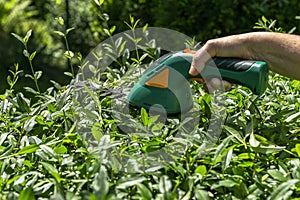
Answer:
xmin=208 ymin=57 xmax=255 ymax=72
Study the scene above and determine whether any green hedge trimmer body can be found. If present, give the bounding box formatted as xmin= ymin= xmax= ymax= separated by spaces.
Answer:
xmin=127 ymin=49 xmax=268 ymax=115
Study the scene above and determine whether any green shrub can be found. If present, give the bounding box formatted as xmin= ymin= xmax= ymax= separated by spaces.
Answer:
xmin=0 ymin=1 xmax=300 ymax=199
xmin=1 ymin=5 xmax=300 ymax=198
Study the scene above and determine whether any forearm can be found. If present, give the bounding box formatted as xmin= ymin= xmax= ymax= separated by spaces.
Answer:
xmin=241 ymin=32 xmax=300 ymax=80
xmin=190 ymin=32 xmax=300 ymax=80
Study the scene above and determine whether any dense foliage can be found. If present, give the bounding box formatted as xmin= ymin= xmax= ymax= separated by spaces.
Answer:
xmin=0 ymin=0 xmax=300 ymax=199
xmin=1 ymin=0 xmax=300 ymax=92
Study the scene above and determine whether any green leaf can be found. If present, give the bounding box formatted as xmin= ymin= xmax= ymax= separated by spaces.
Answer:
xmin=110 ymin=25 xmax=116 ymax=34
xmin=18 ymin=144 xmax=40 ymax=155
xmin=24 ymin=87 xmax=38 ymax=94
xmin=0 ymin=93 xmax=6 ymax=100
xmin=92 ymin=123 xmax=103 ymax=142
xmin=267 ymin=169 xmax=288 ymax=182
xmin=94 ymin=0 xmax=104 ymax=6
xmin=214 ymin=135 xmax=234 ymax=163
xmin=223 ymin=125 xmax=244 ymax=144
xmin=249 ymin=132 xmax=260 ymax=147
xmin=268 ymin=20 xmax=277 ymax=29
xmin=285 ymin=112 xmax=300 ymax=123
xmin=34 ymin=71 xmax=42 ymax=80
xmin=257 ymin=145 xmax=286 ymax=154
xmin=262 ymin=16 xmax=267 ymax=23
xmin=50 ymin=80 xmax=62 ymax=90
xmin=151 ymin=122 xmax=164 ymax=132
xmin=117 ymin=177 xmax=146 ymax=190
xmin=55 ymin=17 xmax=64 ymax=25
xmin=159 ymin=176 xmax=172 ymax=194
xmin=247 ymin=117 xmax=260 ymax=147
xmin=194 ymin=189 xmax=210 ymax=200
xmin=41 ymin=162 xmax=61 ymax=183
xmin=211 ymin=179 xmax=237 ymax=189
xmin=7 ymin=75 xmax=12 ymax=86
xmin=238 ymin=152 xmax=255 ymax=160
xmin=15 ymin=93 xmax=30 ymax=113
xmin=77 ymin=52 xmax=82 ymax=61
xmin=137 ymin=184 xmax=152 ymax=200
xmin=23 ymin=29 xmax=32 ymax=44
xmin=6 ymin=175 xmax=21 ymax=187
xmin=118 ymin=41 xmax=127 ymax=56
xmin=130 ymin=15 xmax=134 ymax=25
xmin=133 ymin=19 xmax=141 ymax=29
xmin=54 ymin=30 xmax=65 ymax=37
xmin=24 ymin=116 xmax=37 ymax=132
xmin=64 ymin=50 xmax=74 ymax=59
xmin=11 ymin=33 xmax=23 ymax=43
xmin=54 ymin=145 xmax=67 ymax=154
xmin=141 ymin=107 xmax=149 ymax=126
xmin=30 ymin=51 xmax=36 ymax=61
xmin=40 ymin=145 xmax=56 ymax=158
xmin=148 ymin=115 xmax=159 ymax=126
xmin=25 ymin=74 xmax=34 ymax=80
xmin=195 ymin=165 xmax=207 ymax=176
xmin=103 ymin=28 xmax=111 ymax=36
xmin=64 ymin=72 xmax=73 ymax=77
xmin=23 ymin=49 xmax=30 ymax=58
xmin=223 ymin=147 xmax=233 ymax=170
xmin=238 ymin=161 xmax=254 ymax=168
xmin=267 ymin=179 xmax=299 ymax=200
xmin=296 ymin=144 xmax=300 ymax=157
xmin=19 ymin=187 xmax=36 ymax=200
xmin=66 ymin=27 xmax=75 ymax=34
xmin=0 ymin=133 xmax=8 ymax=146
xmin=92 ymin=166 xmax=109 ymax=199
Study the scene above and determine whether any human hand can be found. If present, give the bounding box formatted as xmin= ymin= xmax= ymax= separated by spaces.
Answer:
xmin=187 ymin=40 xmax=236 ymax=92
xmin=189 ymin=32 xmax=300 ymax=83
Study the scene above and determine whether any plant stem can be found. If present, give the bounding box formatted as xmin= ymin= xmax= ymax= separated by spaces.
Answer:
xmin=64 ymin=35 xmax=75 ymax=78
xmin=25 ymin=44 xmax=40 ymax=93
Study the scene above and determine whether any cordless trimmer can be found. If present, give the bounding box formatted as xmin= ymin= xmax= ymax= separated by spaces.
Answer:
xmin=127 ymin=49 xmax=268 ymax=115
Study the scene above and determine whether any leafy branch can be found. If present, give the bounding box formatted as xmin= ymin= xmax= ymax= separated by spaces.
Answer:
xmin=11 ymin=29 xmax=41 ymax=93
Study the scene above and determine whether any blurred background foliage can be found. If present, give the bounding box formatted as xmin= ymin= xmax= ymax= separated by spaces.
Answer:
xmin=0 ymin=0 xmax=299 ymax=92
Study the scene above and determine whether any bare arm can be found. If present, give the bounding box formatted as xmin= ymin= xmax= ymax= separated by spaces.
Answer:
xmin=189 ymin=32 xmax=300 ymax=80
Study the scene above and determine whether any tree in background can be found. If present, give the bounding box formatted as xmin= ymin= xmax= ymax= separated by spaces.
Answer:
xmin=103 ymin=0 xmax=300 ymax=41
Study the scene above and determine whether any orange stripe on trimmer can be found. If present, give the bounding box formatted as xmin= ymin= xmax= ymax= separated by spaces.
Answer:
xmin=183 ymin=49 xmax=197 ymax=54
xmin=145 ymin=68 xmax=169 ymax=88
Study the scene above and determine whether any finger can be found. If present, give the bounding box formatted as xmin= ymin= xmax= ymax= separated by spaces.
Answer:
xmin=209 ymin=77 xmax=222 ymax=89
xmin=189 ymin=51 xmax=210 ymax=76
xmin=189 ymin=66 xmax=200 ymax=76
xmin=189 ymin=43 xmax=217 ymax=76
xmin=223 ymin=80 xmax=232 ymax=91
xmin=206 ymin=77 xmax=232 ymax=92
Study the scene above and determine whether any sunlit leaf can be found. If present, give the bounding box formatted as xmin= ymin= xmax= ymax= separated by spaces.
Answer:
xmin=19 ymin=187 xmax=36 ymax=200
xmin=18 ymin=144 xmax=40 ymax=155
xmin=295 ymin=144 xmax=300 ymax=157
xmin=267 ymin=179 xmax=299 ymax=200
xmin=30 ymin=51 xmax=36 ymax=61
